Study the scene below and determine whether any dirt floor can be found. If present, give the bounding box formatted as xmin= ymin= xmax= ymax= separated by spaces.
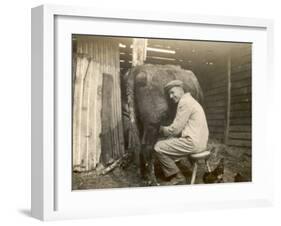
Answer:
xmin=72 ymin=140 xmax=252 ymax=190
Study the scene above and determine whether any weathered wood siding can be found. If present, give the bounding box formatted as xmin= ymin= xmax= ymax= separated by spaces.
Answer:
xmin=201 ymin=45 xmax=252 ymax=149
xmin=227 ymin=46 xmax=252 ymax=148
xmin=73 ymin=37 xmax=125 ymax=172
xmin=203 ymin=57 xmax=228 ymax=142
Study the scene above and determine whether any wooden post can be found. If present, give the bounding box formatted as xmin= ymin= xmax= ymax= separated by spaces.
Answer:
xmin=225 ymin=54 xmax=231 ymax=144
xmin=132 ymin=38 xmax=147 ymax=66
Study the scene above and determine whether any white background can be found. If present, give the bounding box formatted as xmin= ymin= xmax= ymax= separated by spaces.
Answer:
xmin=0 ymin=0 xmax=280 ymax=225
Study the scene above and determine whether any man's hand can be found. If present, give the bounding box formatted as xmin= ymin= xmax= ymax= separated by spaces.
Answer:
xmin=159 ymin=126 xmax=165 ymax=135
xmin=159 ymin=126 xmax=173 ymax=137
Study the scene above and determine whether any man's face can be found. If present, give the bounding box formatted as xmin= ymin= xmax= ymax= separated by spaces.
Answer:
xmin=168 ymin=86 xmax=184 ymax=103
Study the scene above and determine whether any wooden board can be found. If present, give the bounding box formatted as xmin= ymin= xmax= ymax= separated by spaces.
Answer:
xmin=229 ymin=125 xmax=251 ymax=132
xmin=230 ymin=118 xmax=251 ymax=125
xmin=230 ymin=102 xmax=251 ymax=111
xmin=210 ymin=133 xmax=225 ymax=140
xmin=205 ymin=86 xmax=226 ymax=96
xmin=208 ymin=78 xmax=227 ymax=89
xmin=231 ymin=54 xmax=251 ymax=66
xmin=205 ymin=99 xmax=226 ymax=108
xmin=207 ymin=120 xmax=225 ymax=127
xmin=231 ymin=63 xmax=251 ymax=74
xmin=72 ymin=56 xmax=89 ymax=171
xmin=231 ymin=77 xmax=251 ymax=89
xmin=231 ymin=86 xmax=251 ymax=96
xmin=205 ymin=94 xmax=226 ymax=102
xmin=227 ymin=139 xmax=252 ymax=147
xmin=231 ymin=95 xmax=251 ymax=104
xmin=230 ymin=111 xmax=252 ymax=118
xmin=228 ymin=132 xmax=251 ymax=140
xmin=207 ymin=113 xmax=226 ymax=120
xmin=231 ymin=70 xmax=251 ymax=81
xmin=101 ymin=73 xmax=114 ymax=164
xmin=92 ymin=62 xmax=102 ymax=169
xmin=208 ymin=126 xmax=225 ymax=133
xmin=206 ymin=107 xmax=226 ymax=115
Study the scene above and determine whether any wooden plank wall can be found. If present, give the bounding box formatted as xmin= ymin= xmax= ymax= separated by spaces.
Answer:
xmin=202 ymin=46 xmax=252 ymax=149
xmin=227 ymin=46 xmax=252 ymax=148
xmin=203 ymin=57 xmax=228 ymax=142
xmin=73 ymin=37 xmax=125 ymax=172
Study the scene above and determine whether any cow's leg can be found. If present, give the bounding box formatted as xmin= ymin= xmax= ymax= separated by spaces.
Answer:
xmin=140 ymin=124 xmax=159 ymax=186
xmin=139 ymin=143 xmax=147 ymax=179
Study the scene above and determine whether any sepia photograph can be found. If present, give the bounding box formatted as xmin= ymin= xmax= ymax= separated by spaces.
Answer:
xmin=71 ymin=35 xmax=252 ymax=190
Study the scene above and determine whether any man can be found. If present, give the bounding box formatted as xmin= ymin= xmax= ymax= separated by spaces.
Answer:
xmin=154 ymin=80 xmax=209 ymax=185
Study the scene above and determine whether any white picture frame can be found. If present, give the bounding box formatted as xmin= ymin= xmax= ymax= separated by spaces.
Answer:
xmin=31 ymin=4 xmax=274 ymax=221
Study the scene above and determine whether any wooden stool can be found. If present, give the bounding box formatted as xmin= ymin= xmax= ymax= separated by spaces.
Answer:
xmin=189 ymin=150 xmax=211 ymax=184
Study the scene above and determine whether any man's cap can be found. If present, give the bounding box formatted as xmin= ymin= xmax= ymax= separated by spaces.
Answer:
xmin=164 ymin=80 xmax=184 ymax=93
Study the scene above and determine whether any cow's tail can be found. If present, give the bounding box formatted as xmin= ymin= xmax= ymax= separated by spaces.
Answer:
xmin=125 ymin=68 xmax=141 ymax=159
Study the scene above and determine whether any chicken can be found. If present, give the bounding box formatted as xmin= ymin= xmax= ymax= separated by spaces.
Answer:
xmin=203 ymin=158 xmax=224 ymax=184
xmin=234 ymin=173 xmax=248 ymax=182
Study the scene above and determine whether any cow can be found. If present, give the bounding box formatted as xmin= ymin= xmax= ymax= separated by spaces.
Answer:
xmin=122 ymin=64 xmax=204 ymax=185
